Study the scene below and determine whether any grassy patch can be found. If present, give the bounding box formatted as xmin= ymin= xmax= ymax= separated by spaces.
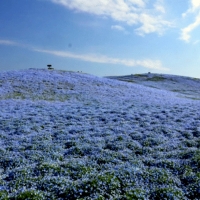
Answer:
xmin=0 ymin=191 xmax=8 ymax=200
xmin=14 ymin=190 xmax=44 ymax=200
xmin=146 ymin=76 xmax=166 ymax=81
xmin=147 ymin=85 xmax=160 ymax=89
xmin=134 ymin=74 xmax=148 ymax=77
xmin=119 ymin=79 xmax=136 ymax=83
xmin=192 ymin=77 xmax=200 ymax=81
xmin=187 ymin=97 xmax=200 ymax=100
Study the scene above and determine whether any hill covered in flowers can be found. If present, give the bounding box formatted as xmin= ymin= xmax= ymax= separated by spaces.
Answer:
xmin=0 ymin=69 xmax=199 ymax=199
xmin=106 ymin=73 xmax=200 ymax=100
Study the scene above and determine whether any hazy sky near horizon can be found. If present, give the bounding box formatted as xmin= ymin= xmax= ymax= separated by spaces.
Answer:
xmin=0 ymin=0 xmax=200 ymax=77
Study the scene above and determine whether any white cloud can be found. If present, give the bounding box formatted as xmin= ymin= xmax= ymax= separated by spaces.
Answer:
xmin=111 ymin=25 xmax=125 ymax=31
xmin=154 ymin=0 xmax=165 ymax=14
xmin=180 ymin=13 xmax=200 ymax=42
xmin=50 ymin=0 xmax=171 ymax=36
xmin=111 ymin=25 xmax=129 ymax=34
xmin=0 ymin=40 xmax=19 ymax=46
xmin=34 ymin=48 xmax=169 ymax=71
xmin=191 ymin=0 xmax=200 ymax=9
xmin=0 ymin=39 xmax=168 ymax=71
xmin=0 ymin=40 xmax=29 ymax=48
xmin=135 ymin=14 xmax=171 ymax=36
xmin=181 ymin=0 xmax=200 ymax=42
xmin=183 ymin=0 xmax=200 ymax=16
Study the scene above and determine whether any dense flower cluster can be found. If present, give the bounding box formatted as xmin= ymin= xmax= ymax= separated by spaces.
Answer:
xmin=0 ymin=69 xmax=199 ymax=199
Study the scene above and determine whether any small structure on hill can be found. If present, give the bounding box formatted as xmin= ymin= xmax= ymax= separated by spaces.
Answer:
xmin=47 ymin=64 xmax=54 ymax=70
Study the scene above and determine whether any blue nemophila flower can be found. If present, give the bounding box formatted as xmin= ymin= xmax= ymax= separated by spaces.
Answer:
xmin=0 ymin=69 xmax=200 ymax=199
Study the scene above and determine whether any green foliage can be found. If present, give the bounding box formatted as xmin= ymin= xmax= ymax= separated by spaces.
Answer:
xmin=134 ymin=74 xmax=148 ymax=77
xmin=10 ymin=92 xmax=26 ymax=99
xmin=192 ymin=77 xmax=200 ymax=81
xmin=192 ymin=150 xmax=200 ymax=168
xmin=143 ymin=168 xmax=179 ymax=185
xmin=146 ymin=76 xmax=166 ymax=81
xmin=121 ymin=79 xmax=136 ymax=83
xmin=150 ymin=187 xmax=185 ymax=200
xmin=60 ymin=172 xmax=121 ymax=199
xmin=14 ymin=190 xmax=44 ymax=200
xmin=117 ymin=136 xmax=124 ymax=141
xmin=0 ymin=191 xmax=8 ymax=200
xmin=125 ymin=188 xmax=146 ymax=200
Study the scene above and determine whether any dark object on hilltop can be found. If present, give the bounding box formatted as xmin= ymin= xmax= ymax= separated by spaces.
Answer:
xmin=47 ymin=65 xmax=54 ymax=70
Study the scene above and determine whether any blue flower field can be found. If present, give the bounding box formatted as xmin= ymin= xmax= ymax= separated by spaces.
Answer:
xmin=0 ymin=69 xmax=199 ymax=199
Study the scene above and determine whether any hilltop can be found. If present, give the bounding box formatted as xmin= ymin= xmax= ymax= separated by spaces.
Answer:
xmin=106 ymin=73 xmax=200 ymax=100
xmin=0 ymin=69 xmax=199 ymax=199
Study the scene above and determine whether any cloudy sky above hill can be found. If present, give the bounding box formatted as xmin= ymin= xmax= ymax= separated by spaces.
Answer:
xmin=0 ymin=0 xmax=200 ymax=77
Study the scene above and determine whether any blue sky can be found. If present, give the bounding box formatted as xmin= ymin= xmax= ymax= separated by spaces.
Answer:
xmin=0 ymin=0 xmax=200 ymax=77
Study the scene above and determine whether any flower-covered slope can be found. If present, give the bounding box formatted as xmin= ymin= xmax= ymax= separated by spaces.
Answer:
xmin=107 ymin=73 xmax=200 ymax=100
xmin=0 ymin=69 xmax=200 ymax=199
